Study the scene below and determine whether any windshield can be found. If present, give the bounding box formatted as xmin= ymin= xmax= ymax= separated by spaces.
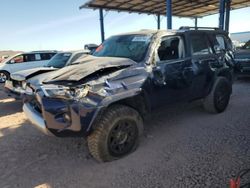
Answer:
xmin=93 ymin=34 xmax=152 ymax=62
xmin=46 ymin=53 xmax=72 ymax=68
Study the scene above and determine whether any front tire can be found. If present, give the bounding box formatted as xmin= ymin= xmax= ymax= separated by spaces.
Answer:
xmin=87 ymin=105 xmax=143 ymax=162
xmin=203 ymin=77 xmax=232 ymax=113
xmin=0 ymin=71 xmax=10 ymax=83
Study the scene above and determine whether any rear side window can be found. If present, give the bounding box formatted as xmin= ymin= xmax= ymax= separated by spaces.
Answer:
xmin=9 ymin=53 xmax=55 ymax=64
xmin=224 ymin=36 xmax=233 ymax=50
xmin=191 ymin=34 xmax=212 ymax=55
xmin=210 ymin=34 xmax=226 ymax=53
xmin=24 ymin=54 xmax=36 ymax=62
xmin=35 ymin=54 xmax=41 ymax=61
xmin=40 ymin=53 xmax=56 ymax=60
xmin=215 ymin=35 xmax=226 ymax=50
xmin=69 ymin=53 xmax=85 ymax=64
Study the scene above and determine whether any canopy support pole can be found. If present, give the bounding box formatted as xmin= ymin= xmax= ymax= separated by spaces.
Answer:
xmin=194 ymin=17 xmax=198 ymax=28
xmin=157 ymin=14 xmax=161 ymax=30
xmin=166 ymin=0 xmax=172 ymax=29
xmin=99 ymin=8 xmax=105 ymax=42
xmin=225 ymin=0 xmax=231 ymax=32
xmin=219 ymin=0 xmax=226 ymax=30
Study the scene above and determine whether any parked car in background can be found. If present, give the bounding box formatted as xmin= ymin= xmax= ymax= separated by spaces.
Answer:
xmin=0 ymin=51 xmax=57 ymax=83
xmin=234 ymin=40 xmax=250 ymax=75
xmin=23 ymin=28 xmax=234 ymax=162
xmin=5 ymin=50 xmax=89 ymax=98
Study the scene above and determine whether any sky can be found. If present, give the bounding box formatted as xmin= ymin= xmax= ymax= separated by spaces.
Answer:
xmin=0 ymin=0 xmax=250 ymax=51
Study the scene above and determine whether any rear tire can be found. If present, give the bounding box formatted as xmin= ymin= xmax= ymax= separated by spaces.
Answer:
xmin=87 ymin=105 xmax=143 ymax=162
xmin=203 ymin=77 xmax=232 ymax=113
xmin=0 ymin=71 xmax=10 ymax=83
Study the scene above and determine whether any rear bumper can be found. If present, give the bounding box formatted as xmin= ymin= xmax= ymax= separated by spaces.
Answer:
xmin=23 ymin=103 xmax=53 ymax=136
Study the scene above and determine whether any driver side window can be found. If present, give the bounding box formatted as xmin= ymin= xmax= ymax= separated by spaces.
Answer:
xmin=156 ymin=36 xmax=185 ymax=62
xmin=11 ymin=55 xmax=24 ymax=63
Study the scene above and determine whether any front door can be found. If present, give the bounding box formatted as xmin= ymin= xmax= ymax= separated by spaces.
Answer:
xmin=151 ymin=35 xmax=195 ymax=108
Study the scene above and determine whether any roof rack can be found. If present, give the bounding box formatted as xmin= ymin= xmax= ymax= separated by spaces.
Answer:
xmin=30 ymin=50 xmax=58 ymax=53
xmin=179 ymin=26 xmax=221 ymax=31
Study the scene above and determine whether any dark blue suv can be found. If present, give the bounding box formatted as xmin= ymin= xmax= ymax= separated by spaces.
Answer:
xmin=23 ymin=27 xmax=234 ymax=162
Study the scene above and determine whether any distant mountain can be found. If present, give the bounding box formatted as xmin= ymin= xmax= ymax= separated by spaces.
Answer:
xmin=0 ymin=50 xmax=22 ymax=57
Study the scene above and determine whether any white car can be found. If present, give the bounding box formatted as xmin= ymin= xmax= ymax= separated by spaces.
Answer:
xmin=5 ymin=50 xmax=89 ymax=98
xmin=0 ymin=51 xmax=57 ymax=83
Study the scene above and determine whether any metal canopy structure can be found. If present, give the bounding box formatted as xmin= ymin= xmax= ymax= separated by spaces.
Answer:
xmin=80 ymin=0 xmax=250 ymax=18
xmin=80 ymin=0 xmax=250 ymax=42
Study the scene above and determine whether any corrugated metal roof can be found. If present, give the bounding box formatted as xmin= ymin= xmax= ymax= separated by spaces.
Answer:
xmin=80 ymin=0 xmax=250 ymax=17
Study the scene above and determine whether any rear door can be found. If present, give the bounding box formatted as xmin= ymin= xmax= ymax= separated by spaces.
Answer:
xmin=188 ymin=32 xmax=218 ymax=100
xmin=23 ymin=53 xmax=55 ymax=69
xmin=22 ymin=53 xmax=43 ymax=69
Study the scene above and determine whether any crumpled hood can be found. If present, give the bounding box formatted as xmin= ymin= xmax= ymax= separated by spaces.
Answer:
xmin=43 ymin=56 xmax=137 ymax=85
xmin=11 ymin=67 xmax=57 ymax=81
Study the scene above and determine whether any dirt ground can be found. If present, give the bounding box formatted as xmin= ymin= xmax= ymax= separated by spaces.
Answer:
xmin=0 ymin=79 xmax=250 ymax=188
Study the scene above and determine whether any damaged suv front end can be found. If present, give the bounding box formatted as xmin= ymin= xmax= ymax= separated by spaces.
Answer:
xmin=23 ymin=33 xmax=153 ymax=137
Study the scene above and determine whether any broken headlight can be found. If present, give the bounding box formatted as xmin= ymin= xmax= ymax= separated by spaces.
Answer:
xmin=41 ymin=85 xmax=90 ymax=99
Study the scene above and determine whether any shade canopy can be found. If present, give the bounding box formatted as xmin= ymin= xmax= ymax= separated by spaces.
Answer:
xmin=80 ymin=0 xmax=250 ymax=18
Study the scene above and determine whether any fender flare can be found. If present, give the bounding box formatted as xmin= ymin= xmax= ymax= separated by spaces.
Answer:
xmin=86 ymin=88 xmax=151 ymax=133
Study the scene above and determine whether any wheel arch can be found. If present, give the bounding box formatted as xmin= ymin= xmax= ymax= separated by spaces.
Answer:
xmin=108 ymin=91 xmax=151 ymax=121
xmin=217 ymin=69 xmax=233 ymax=84
xmin=87 ymin=89 xmax=151 ymax=134
xmin=205 ymin=69 xmax=233 ymax=98
xmin=216 ymin=69 xmax=233 ymax=93
xmin=0 ymin=70 xmax=10 ymax=82
xmin=0 ymin=69 xmax=10 ymax=74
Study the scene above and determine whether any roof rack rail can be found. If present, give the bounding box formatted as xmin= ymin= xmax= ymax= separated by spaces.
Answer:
xmin=30 ymin=50 xmax=58 ymax=53
xmin=179 ymin=26 xmax=221 ymax=31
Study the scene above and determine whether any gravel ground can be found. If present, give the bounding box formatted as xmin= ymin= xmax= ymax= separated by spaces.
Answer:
xmin=0 ymin=79 xmax=250 ymax=188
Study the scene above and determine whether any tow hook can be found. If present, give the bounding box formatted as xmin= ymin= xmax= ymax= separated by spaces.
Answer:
xmin=230 ymin=169 xmax=250 ymax=188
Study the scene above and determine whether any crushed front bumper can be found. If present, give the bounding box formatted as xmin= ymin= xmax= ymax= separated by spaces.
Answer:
xmin=23 ymin=103 xmax=53 ymax=136
xmin=23 ymin=92 xmax=103 ymax=137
